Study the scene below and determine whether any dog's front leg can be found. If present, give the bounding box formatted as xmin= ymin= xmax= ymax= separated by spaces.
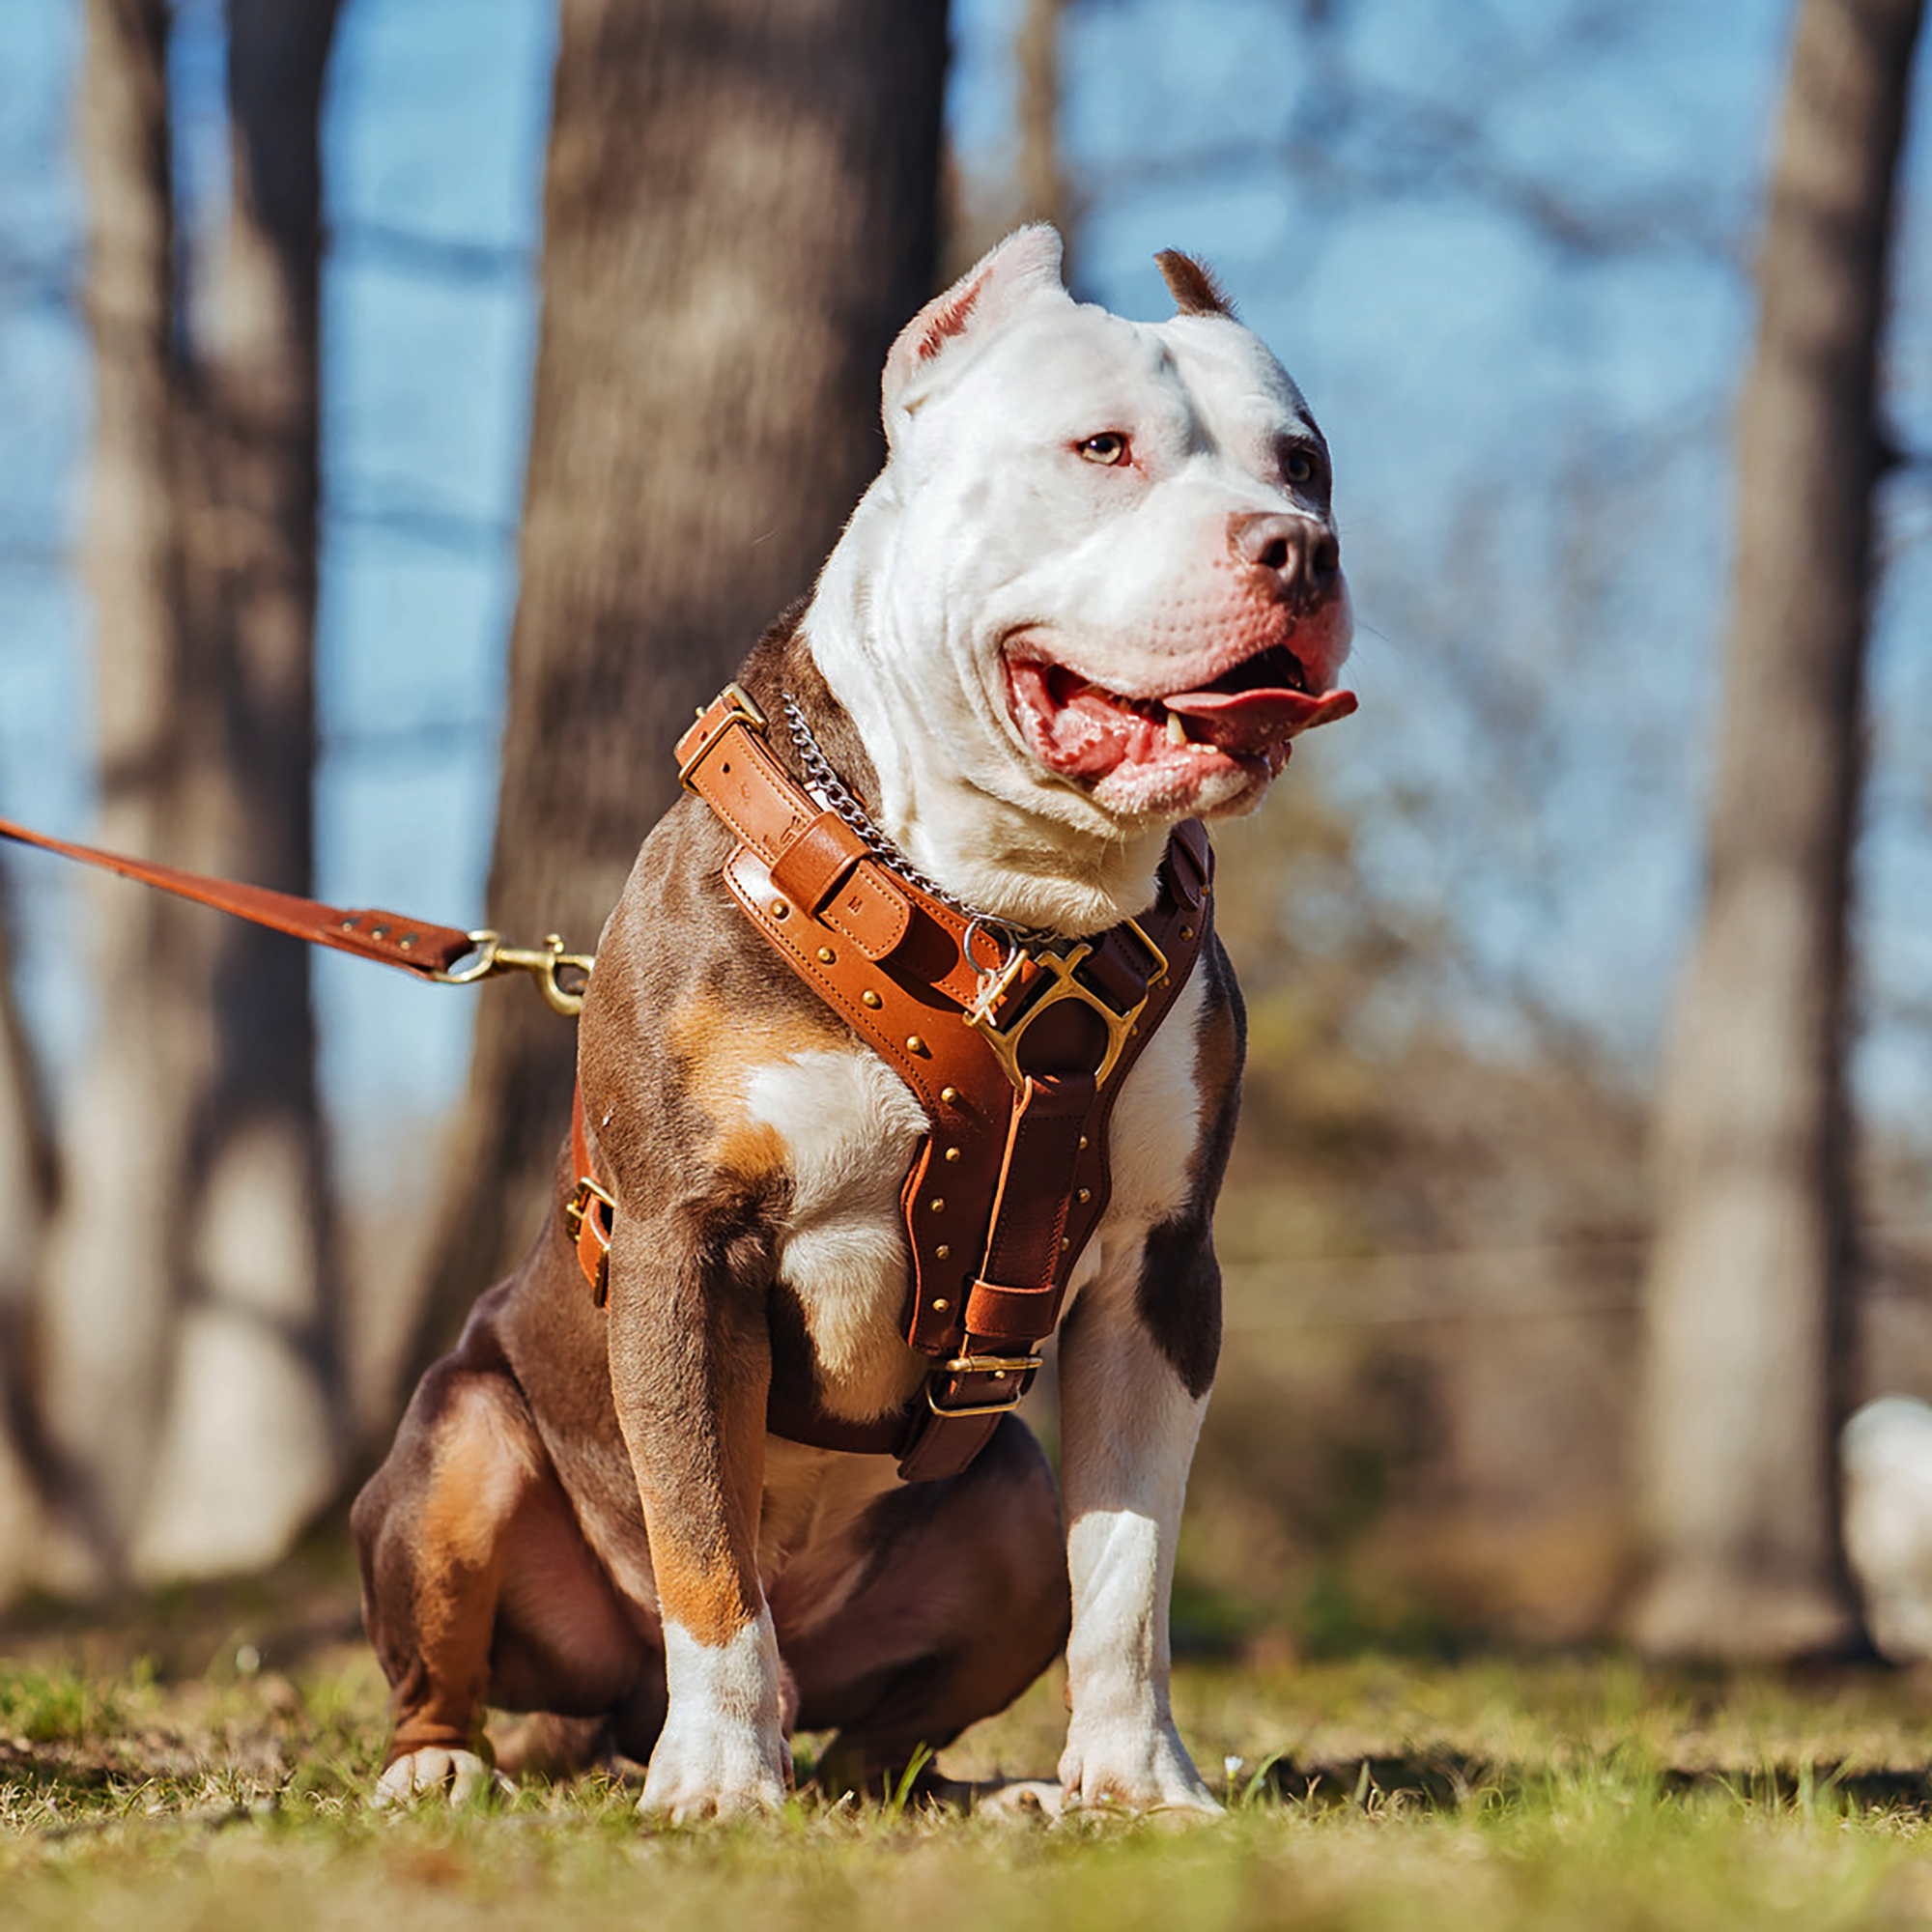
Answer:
xmin=1054 ymin=1233 xmax=1222 ymax=1814
xmin=605 ymin=1201 xmax=789 ymax=1821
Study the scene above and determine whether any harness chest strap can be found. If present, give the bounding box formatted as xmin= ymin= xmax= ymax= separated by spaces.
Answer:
xmin=569 ymin=683 xmax=1213 ymax=1481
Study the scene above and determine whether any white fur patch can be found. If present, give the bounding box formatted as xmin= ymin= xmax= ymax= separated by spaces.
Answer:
xmin=1058 ymin=1506 xmax=1216 ymax=1812
xmin=1100 ymin=963 xmax=1211 ymax=1236
xmin=745 ymin=1048 xmax=927 ymax=1418
xmin=642 ymin=1612 xmax=789 ymax=1819
xmin=1056 ymin=1262 xmax=1218 ymax=1812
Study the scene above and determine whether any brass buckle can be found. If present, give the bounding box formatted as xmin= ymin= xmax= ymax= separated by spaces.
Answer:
xmin=562 ymin=1174 xmax=615 ymax=1248
xmin=925 ymin=1353 xmax=1044 ymax=1419
xmin=435 ymin=931 xmax=595 ymax=1016
xmin=563 ymin=1175 xmax=616 ymax=1307
xmin=677 ymin=681 xmax=768 ymax=788
xmin=962 ymin=919 xmax=1169 ymax=1093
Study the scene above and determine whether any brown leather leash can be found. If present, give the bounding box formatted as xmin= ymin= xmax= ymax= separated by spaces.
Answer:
xmin=0 ymin=813 xmax=594 ymax=1013
xmin=565 ymin=683 xmax=1214 ymax=1482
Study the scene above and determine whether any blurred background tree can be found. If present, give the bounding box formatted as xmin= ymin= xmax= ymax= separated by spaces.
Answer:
xmin=1632 ymin=0 xmax=1925 ymax=1663
xmin=0 ymin=894 xmax=50 ymax=1596
xmin=27 ymin=0 xmax=342 ymax=1592
xmin=0 ymin=0 xmax=1925 ymax=1662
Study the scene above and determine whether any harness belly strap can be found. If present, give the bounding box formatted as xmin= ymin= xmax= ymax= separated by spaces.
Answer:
xmin=570 ymin=681 xmax=1214 ymax=1481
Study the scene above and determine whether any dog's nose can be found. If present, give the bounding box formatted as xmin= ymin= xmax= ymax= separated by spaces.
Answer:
xmin=1230 ymin=511 xmax=1340 ymax=610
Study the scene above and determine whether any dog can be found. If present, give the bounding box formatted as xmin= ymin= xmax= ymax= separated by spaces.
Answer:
xmin=352 ymin=225 xmax=1355 ymax=1820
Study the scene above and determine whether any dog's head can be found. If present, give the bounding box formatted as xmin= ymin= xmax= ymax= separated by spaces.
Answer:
xmin=810 ymin=226 xmax=1355 ymax=929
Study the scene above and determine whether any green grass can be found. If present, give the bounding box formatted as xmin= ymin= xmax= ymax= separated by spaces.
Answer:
xmin=8 ymin=1637 xmax=1932 ymax=1929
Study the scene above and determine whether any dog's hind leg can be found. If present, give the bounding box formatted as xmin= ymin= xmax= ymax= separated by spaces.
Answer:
xmin=353 ymin=1350 xmax=646 ymax=1804
xmin=782 ymin=1415 xmax=1070 ymax=1799
xmin=353 ymin=1360 xmax=527 ymax=1803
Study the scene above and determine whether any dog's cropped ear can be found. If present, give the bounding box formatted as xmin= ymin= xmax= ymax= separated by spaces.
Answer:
xmin=1154 ymin=249 xmax=1237 ymax=321
xmin=883 ymin=225 xmax=1067 ymax=438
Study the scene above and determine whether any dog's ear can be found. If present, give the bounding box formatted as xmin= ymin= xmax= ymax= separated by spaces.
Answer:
xmin=883 ymin=225 xmax=1067 ymax=437
xmin=1154 ymin=250 xmax=1237 ymax=321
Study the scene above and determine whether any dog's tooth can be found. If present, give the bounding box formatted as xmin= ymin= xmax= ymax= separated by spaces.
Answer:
xmin=1166 ymin=711 xmax=1188 ymax=748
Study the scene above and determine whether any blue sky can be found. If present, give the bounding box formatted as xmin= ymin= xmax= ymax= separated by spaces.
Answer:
xmin=1 ymin=0 xmax=1928 ymax=1197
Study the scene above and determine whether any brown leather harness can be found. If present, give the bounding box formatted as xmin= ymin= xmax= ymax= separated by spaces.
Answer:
xmin=565 ymin=684 xmax=1213 ymax=1482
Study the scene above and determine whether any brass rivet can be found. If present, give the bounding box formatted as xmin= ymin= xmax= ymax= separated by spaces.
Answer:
xmin=1078 ymin=1135 xmax=1089 ymax=1151
xmin=992 ymin=1371 xmax=1007 ymax=1381
xmin=400 ymin=933 xmax=417 ymax=950
xmin=933 ymin=1291 xmax=950 ymax=1304
xmin=371 ymin=923 xmax=389 ymax=940
xmin=1180 ymin=925 xmax=1195 ymax=941
xmin=929 ymin=1198 xmax=945 ymax=1213
xmin=862 ymin=989 xmax=883 ymax=1009
xmin=906 ymin=1034 xmax=927 ymax=1055
xmin=944 ymin=1147 xmax=960 ymax=1163
xmin=940 ymin=1086 xmax=960 ymax=1105
xmin=340 ymin=917 xmax=357 ymax=931
xmin=817 ymin=946 xmax=836 ymax=964
xmin=1061 ymin=1237 xmax=1071 ymax=1252
xmin=1077 ymin=1187 xmax=1092 ymax=1204
xmin=770 ymin=897 xmax=790 ymax=920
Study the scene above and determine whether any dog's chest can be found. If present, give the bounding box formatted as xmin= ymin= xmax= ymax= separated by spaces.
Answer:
xmin=737 ymin=960 xmax=1210 ymax=1422
xmin=743 ymin=1047 xmax=929 ymax=1418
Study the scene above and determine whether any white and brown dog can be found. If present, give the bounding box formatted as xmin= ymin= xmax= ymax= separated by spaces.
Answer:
xmin=352 ymin=226 xmax=1355 ymax=1819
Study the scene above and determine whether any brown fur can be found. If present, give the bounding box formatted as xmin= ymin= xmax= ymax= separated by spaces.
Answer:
xmin=666 ymin=990 xmax=838 ymax=1182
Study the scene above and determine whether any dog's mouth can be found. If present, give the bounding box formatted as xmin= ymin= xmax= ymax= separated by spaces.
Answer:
xmin=1006 ymin=642 xmax=1358 ymax=792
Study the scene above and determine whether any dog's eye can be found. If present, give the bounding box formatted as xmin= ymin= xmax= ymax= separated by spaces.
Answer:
xmin=1281 ymin=440 xmax=1328 ymax=493
xmin=1076 ymin=432 xmax=1130 ymax=467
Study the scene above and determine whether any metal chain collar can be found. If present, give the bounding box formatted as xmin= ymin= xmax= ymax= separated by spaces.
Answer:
xmin=780 ymin=693 xmax=1058 ymax=952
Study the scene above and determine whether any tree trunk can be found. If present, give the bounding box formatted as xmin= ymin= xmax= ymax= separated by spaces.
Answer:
xmin=42 ymin=0 xmax=341 ymax=1585
xmin=1017 ymin=0 xmax=1072 ymax=247
xmin=1629 ymin=0 xmax=1923 ymax=1660
xmin=0 ymin=892 xmax=54 ymax=1597
xmin=402 ymin=0 xmax=951 ymax=1385
xmin=40 ymin=0 xmax=205 ymax=1585
xmin=130 ymin=0 xmax=344 ymax=1578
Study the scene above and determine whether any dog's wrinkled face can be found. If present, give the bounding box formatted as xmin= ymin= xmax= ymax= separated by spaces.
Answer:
xmin=810 ymin=226 xmax=1354 ymax=928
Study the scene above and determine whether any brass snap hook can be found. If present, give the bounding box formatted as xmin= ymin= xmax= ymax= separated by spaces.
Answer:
xmin=435 ymin=931 xmax=594 ymax=1016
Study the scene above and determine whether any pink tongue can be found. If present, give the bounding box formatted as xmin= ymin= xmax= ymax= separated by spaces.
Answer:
xmin=1163 ymin=684 xmax=1359 ymax=753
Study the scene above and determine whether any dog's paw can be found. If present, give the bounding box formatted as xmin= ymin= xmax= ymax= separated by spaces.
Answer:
xmin=642 ymin=1616 xmax=791 ymax=1821
xmin=970 ymin=1777 xmax=1066 ymax=1823
xmin=372 ymin=1747 xmax=510 ymax=1808
xmin=637 ymin=1725 xmax=789 ymax=1822
xmin=1058 ymin=1719 xmax=1223 ymax=1816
